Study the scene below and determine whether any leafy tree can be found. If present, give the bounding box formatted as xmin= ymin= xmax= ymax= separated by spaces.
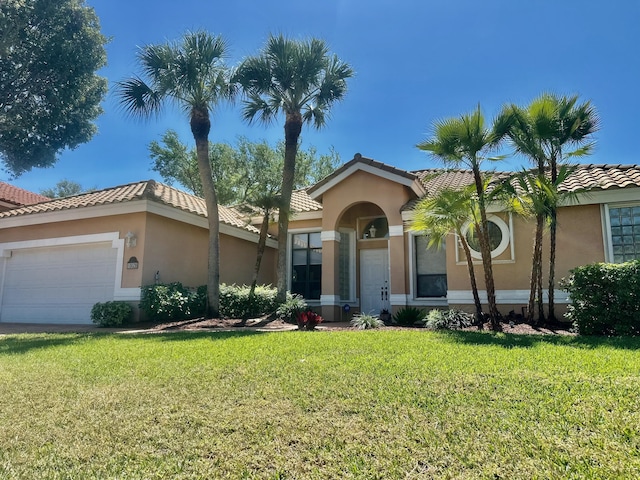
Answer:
xmin=40 ymin=179 xmax=90 ymax=198
xmin=0 ymin=0 xmax=107 ymax=176
xmin=235 ymin=34 xmax=353 ymax=302
xmin=495 ymin=94 xmax=598 ymax=321
xmin=409 ymin=184 xmax=484 ymax=322
xmin=117 ymin=31 xmax=235 ymax=317
xmin=418 ymin=106 xmax=504 ymax=329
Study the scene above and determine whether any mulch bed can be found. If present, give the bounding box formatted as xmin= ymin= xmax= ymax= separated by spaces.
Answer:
xmin=146 ymin=317 xmax=574 ymax=335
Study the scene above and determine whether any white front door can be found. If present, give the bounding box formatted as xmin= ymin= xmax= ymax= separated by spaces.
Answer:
xmin=360 ymin=248 xmax=389 ymax=315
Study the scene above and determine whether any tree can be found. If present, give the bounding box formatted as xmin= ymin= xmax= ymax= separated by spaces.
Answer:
xmin=0 ymin=0 xmax=107 ymax=176
xmin=149 ymin=132 xmax=340 ymax=205
xmin=495 ymin=94 xmax=598 ymax=321
xmin=409 ymin=184 xmax=484 ymax=323
xmin=40 ymin=179 xmax=89 ymax=198
xmin=418 ymin=106 xmax=504 ymax=329
xmin=235 ymin=34 xmax=353 ymax=302
xmin=117 ymin=31 xmax=235 ymax=317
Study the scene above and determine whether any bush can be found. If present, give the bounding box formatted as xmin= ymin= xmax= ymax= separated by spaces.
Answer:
xmin=219 ymin=284 xmax=278 ymax=319
xmin=562 ymin=261 xmax=640 ymax=336
xmin=275 ymin=293 xmax=308 ymax=324
xmin=350 ymin=313 xmax=384 ymax=330
xmin=139 ymin=283 xmax=205 ymax=322
xmin=425 ymin=309 xmax=474 ymax=330
xmin=91 ymin=301 xmax=133 ymax=327
xmin=392 ymin=307 xmax=426 ymax=327
xmin=296 ymin=310 xmax=323 ymax=330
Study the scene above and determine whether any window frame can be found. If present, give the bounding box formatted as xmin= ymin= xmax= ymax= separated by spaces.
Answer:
xmin=287 ymin=229 xmax=322 ymax=303
xmin=603 ymin=202 xmax=640 ymax=263
xmin=459 ymin=214 xmax=512 ymax=260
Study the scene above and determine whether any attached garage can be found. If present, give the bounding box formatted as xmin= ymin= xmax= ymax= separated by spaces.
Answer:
xmin=0 ymin=234 xmax=123 ymax=324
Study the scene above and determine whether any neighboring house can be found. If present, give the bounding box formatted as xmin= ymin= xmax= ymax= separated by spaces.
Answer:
xmin=0 ymin=181 xmax=50 ymax=212
xmin=1 ymin=155 xmax=639 ymax=324
xmin=0 ymin=181 xmax=276 ymax=324
xmin=277 ymin=154 xmax=640 ymax=322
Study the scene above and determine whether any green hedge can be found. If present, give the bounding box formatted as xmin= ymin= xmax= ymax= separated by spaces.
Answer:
xmin=91 ymin=301 xmax=133 ymax=327
xmin=139 ymin=283 xmax=279 ymax=322
xmin=562 ymin=260 xmax=640 ymax=336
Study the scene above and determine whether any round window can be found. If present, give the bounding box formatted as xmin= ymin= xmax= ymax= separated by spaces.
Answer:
xmin=462 ymin=216 xmax=510 ymax=259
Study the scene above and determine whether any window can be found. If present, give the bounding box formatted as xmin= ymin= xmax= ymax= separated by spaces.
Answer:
xmin=609 ymin=205 xmax=640 ymax=263
xmin=338 ymin=230 xmax=354 ymax=300
xmin=462 ymin=215 xmax=510 ymax=259
xmin=361 ymin=217 xmax=389 ymax=239
xmin=415 ymin=235 xmax=447 ymax=297
xmin=291 ymin=232 xmax=322 ymax=299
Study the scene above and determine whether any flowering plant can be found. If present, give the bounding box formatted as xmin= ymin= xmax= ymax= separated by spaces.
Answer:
xmin=296 ymin=310 xmax=323 ymax=330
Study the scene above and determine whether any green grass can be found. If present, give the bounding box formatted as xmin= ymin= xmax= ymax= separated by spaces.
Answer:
xmin=1 ymin=330 xmax=639 ymax=479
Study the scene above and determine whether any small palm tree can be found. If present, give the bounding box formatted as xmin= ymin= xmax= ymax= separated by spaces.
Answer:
xmin=418 ymin=106 xmax=504 ymax=329
xmin=495 ymin=94 xmax=598 ymax=320
xmin=409 ymin=185 xmax=484 ymax=323
xmin=235 ymin=34 xmax=353 ymax=302
xmin=116 ymin=31 xmax=235 ymax=317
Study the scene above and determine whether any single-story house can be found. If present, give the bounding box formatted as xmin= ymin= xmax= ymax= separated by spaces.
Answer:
xmin=1 ymin=154 xmax=639 ymax=324
xmin=0 ymin=181 xmax=50 ymax=212
xmin=0 ymin=180 xmax=276 ymax=324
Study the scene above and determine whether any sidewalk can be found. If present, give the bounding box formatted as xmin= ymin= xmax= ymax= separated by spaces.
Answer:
xmin=0 ymin=321 xmax=354 ymax=335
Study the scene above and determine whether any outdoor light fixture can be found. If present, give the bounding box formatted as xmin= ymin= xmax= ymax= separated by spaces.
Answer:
xmin=125 ymin=231 xmax=137 ymax=248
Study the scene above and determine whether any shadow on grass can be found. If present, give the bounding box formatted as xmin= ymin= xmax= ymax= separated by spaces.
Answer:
xmin=121 ymin=330 xmax=264 ymax=343
xmin=0 ymin=333 xmax=95 ymax=356
xmin=436 ymin=329 xmax=640 ymax=350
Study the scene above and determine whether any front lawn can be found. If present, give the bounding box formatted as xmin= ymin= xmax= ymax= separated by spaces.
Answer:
xmin=1 ymin=330 xmax=639 ymax=478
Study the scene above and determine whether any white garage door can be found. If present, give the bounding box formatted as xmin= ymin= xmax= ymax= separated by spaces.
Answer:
xmin=0 ymin=242 xmax=118 ymax=324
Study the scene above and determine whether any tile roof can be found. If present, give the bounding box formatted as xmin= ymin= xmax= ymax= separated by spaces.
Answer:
xmin=0 ymin=180 xmax=260 ymax=234
xmin=290 ymin=189 xmax=323 ymax=213
xmin=0 ymin=182 xmax=50 ymax=207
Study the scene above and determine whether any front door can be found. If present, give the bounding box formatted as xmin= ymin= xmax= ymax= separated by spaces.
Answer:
xmin=360 ymin=248 xmax=389 ymax=315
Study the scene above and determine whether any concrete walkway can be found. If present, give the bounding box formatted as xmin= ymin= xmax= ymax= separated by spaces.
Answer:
xmin=0 ymin=322 xmax=354 ymax=335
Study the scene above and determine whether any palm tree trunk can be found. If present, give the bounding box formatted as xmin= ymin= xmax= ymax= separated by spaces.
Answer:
xmin=459 ymin=231 xmax=483 ymax=325
xmin=547 ymin=209 xmax=557 ymax=322
xmin=528 ymin=213 xmax=544 ymax=324
xmin=191 ymin=108 xmax=220 ymax=317
xmin=249 ymin=209 xmax=271 ymax=298
xmin=472 ymin=167 xmax=500 ymax=329
xmin=276 ymin=112 xmax=303 ymax=303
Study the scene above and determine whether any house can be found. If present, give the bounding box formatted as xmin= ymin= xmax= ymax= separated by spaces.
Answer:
xmin=279 ymin=154 xmax=640 ymax=322
xmin=0 ymin=181 xmax=50 ymax=212
xmin=1 ymin=154 xmax=639 ymax=324
xmin=0 ymin=181 xmax=276 ymax=324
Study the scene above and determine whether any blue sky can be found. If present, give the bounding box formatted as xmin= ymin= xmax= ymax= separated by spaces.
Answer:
xmin=7 ymin=0 xmax=640 ymax=194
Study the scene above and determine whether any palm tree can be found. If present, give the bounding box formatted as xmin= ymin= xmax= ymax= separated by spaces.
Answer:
xmin=409 ymin=185 xmax=484 ymax=323
xmin=234 ymin=34 xmax=353 ymax=302
xmin=116 ymin=31 xmax=234 ymax=317
xmin=418 ymin=106 xmax=504 ymax=329
xmin=495 ymin=94 xmax=598 ymax=321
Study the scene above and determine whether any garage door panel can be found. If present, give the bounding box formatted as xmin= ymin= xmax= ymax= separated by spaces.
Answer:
xmin=1 ymin=242 xmax=118 ymax=324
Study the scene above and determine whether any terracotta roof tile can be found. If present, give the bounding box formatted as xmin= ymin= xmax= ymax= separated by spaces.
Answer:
xmin=0 ymin=180 xmax=260 ymax=234
xmin=0 ymin=182 xmax=50 ymax=207
xmin=290 ymin=189 xmax=323 ymax=213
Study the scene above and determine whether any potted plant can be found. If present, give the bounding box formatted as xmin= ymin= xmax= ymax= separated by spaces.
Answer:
xmin=379 ymin=308 xmax=391 ymax=324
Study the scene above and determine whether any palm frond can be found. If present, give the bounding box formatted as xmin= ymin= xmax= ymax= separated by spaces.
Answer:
xmin=115 ymin=76 xmax=164 ymax=119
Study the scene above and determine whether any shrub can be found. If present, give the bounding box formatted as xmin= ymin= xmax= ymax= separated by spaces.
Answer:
xmin=91 ymin=301 xmax=133 ymax=327
xmin=392 ymin=307 xmax=426 ymax=327
xmin=296 ymin=310 xmax=323 ymax=330
xmin=350 ymin=313 xmax=384 ymax=330
xmin=139 ymin=283 xmax=205 ymax=322
xmin=425 ymin=309 xmax=474 ymax=330
xmin=275 ymin=293 xmax=308 ymax=324
xmin=562 ymin=261 xmax=640 ymax=335
xmin=219 ymin=284 xmax=278 ymax=319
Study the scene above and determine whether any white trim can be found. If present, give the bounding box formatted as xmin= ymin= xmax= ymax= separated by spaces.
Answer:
xmin=574 ymin=187 xmax=640 ymax=206
xmin=290 ymin=211 xmax=323 ymax=221
xmin=407 ymin=298 xmax=449 ymax=307
xmin=602 ymin=204 xmax=613 ymax=262
xmin=321 ymin=230 xmax=340 ymax=242
xmin=389 ymin=294 xmax=408 ymax=305
xmin=460 ymin=214 xmax=512 ymax=260
xmin=309 ymin=162 xmax=425 ymax=200
xmin=0 ymin=233 xmax=142 ymax=311
xmin=320 ymin=295 xmax=340 ymax=306
xmin=447 ymin=289 xmax=570 ymax=304
xmin=388 ymin=225 xmax=404 ymax=237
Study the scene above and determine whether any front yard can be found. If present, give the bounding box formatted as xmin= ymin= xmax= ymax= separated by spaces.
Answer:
xmin=1 ymin=329 xmax=639 ymax=478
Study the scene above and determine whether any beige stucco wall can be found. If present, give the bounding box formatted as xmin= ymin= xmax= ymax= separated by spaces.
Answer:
xmin=445 ymin=204 xmax=605 ymax=292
